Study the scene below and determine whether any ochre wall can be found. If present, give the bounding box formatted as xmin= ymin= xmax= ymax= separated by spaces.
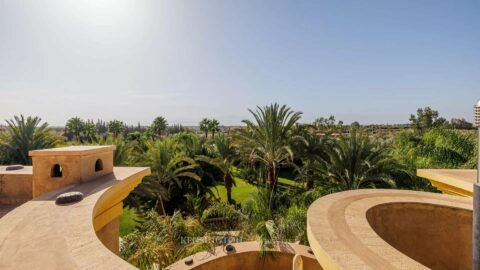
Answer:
xmin=80 ymin=152 xmax=114 ymax=182
xmin=32 ymin=155 xmax=82 ymax=197
xmin=0 ymin=174 xmax=33 ymax=204
xmin=367 ymin=203 xmax=472 ymax=270
xmin=32 ymin=151 xmax=114 ymax=197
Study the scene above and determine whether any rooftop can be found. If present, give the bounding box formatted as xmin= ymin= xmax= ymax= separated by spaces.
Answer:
xmin=0 ymin=166 xmax=33 ymax=175
xmin=0 ymin=167 xmax=150 ymax=269
xmin=29 ymin=145 xmax=116 ymax=156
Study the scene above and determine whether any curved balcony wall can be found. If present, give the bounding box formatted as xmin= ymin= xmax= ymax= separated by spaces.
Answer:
xmin=307 ymin=189 xmax=472 ymax=270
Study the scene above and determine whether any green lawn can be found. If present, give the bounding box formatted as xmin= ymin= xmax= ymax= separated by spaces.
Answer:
xmin=211 ymin=177 xmax=257 ymax=204
xmin=211 ymin=176 xmax=299 ymax=205
xmin=278 ymin=177 xmax=297 ymax=186
xmin=119 ymin=207 xmax=142 ymax=236
xmin=121 ymin=176 xmax=299 ymax=234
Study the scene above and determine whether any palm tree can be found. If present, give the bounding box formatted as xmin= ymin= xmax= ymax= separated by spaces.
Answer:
xmin=321 ymin=128 xmax=408 ymax=190
xmin=210 ymin=135 xmax=237 ymax=204
xmin=133 ymin=139 xmax=202 ymax=215
xmin=237 ymin=103 xmax=302 ymax=191
xmin=151 ymin=116 xmax=168 ymax=139
xmin=296 ymin=132 xmax=330 ymax=190
xmin=107 ymin=120 xmax=125 ymax=138
xmin=208 ymin=119 xmax=221 ymax=138
xmin=199 ymin=118 xmax=210 ymax=138
xmin=0 ymin=115 xmax=60 ymax=165
xmin=65 ymin=117 xmax=84 ymax=141
xmin=121 ymin=210 xmax=212 ymax=270
xmin=97 ymin=136 xmax=132 ymax=166
xmin=82 ymin=120 xmax=97 ymax=142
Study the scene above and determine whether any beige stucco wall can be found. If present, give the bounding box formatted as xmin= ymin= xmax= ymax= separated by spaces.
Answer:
xmin=80 ymin=152 xmax=114 ymax=182
xmin=367 ymin=202 xmax=472 ymax=270
xmin=0 ymin=174 xmax=33 ymax=204
xmin=32 ymin=155 xmax=82 ymax=197
xmin=31 ymin=151 xmax=114 ymax=197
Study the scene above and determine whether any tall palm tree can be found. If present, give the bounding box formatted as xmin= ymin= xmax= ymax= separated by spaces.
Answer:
xmin=151 ymin=116 xmax=168 ymax=139
xmin=107 ymin=120 xmax=125 ymax=138
xmin=134 ymin=139 xmax=202 ymax=215
xmin=208 ymin=119 xmax=221 ymax=138
xmin=295 ymin=132 xmax=330 ymax=190
xmin=210 ymin=135 xmax=237 ymax=204
xmin=237 ymin=103 xmax=302 ymax=191
xmin=199 ymin=118 xmax=210 ymax=138
xmin=321 ymin=128 xmax=408 ymax=190
xmin=82 ymin=120 xmax=97 ymax=143
xmin=0 ymin=115 xmax=60 ymax=165
xmin=65 ymin=117 xmax=84 ymax=141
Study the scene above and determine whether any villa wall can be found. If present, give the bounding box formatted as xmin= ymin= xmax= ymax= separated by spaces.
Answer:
xmin=31 ymin=151 xmax=114 ymax=197
xmin=0 ymin=173 xmax=33 ymax=204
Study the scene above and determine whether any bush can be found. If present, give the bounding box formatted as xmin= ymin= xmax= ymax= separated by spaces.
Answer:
xmin=201 ymin=202 xmax=244 ymax=230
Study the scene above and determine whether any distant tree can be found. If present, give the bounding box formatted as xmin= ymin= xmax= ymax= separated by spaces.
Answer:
xmin=450 ymin=118 xmax=473 ymax=130
xmin=0 ymin=115 xmax=60 ymax=165
xmin=107 ymin=120 xmax=125 ymax=138
xmin=199 ymin=118 xmax=210 ymax=138
xmin=151 ymin=116 xmax=168 ymax=138
xmin=96 ymin=119 xmax=108 ymax=134
xmin=313 ymin=115 xmax=343 ymax=132
xmin=351 ymin=121 xmax=361 ymax=128
xmin=65 ymin=117 xmax=84 ymax=141
xmin=167 ymin=124 xmax=186 ymax=135
xmin=82 ymin=120 xmax=97 ymax=142
xmin=208 ymin=119 xmax=221 ymax=138
xmin=409 ymin=107 xmax=446 ymax=132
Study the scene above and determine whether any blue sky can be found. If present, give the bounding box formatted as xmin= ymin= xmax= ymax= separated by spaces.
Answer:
xmin=0 ymin=0 xmax=479 ymax=126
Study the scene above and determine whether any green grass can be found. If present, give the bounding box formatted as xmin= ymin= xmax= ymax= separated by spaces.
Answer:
xmin=211 ymin=176 xmax=299 ymax=205
xmin=211 ymin=177 xmax=257 ymax=204
xmin=119 ymin=207 xmax=142 ymax=237
xmin=278 ymin=177 xmax=297 ymax=186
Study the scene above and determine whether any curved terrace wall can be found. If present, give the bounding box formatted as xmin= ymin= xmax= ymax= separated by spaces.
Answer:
xmin=307 ymin=189 xmax=473 ymax=270
xmin=0 ymin=167 xmax=150 ymax=269
xmin=366 ymin=202 xmax=472 ymax=270
xmin=167 ymin=242 xmax=322 ymax=270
